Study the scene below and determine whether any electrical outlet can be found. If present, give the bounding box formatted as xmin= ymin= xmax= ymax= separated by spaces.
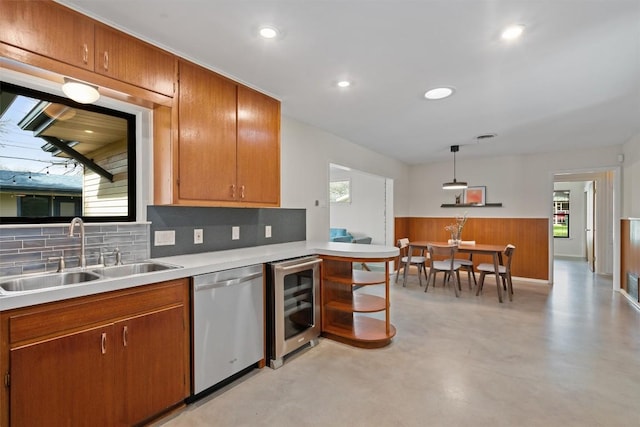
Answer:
xmin=232 ymin=226 xmax=240 ymax=240
xmin=154 ymin=230 xmax=175 ymax=246
xmin=194 ymin=229 xmax=203 ymax=244
xmin=265 ymin=225 xmax=272 ymax=238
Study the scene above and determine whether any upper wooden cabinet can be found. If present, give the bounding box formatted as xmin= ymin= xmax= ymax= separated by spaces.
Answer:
xmin=0 ymin=1 xmax=175 ymax=97
xmin=0 ymin=0 xmax=95 ymax=70
xmin=237 ymin=85 xmax=281 ymax=204
xmin=94 ymin=25 xmax=175 ymax=97
xmin=176 ymin=60 xmax=280 ymax=206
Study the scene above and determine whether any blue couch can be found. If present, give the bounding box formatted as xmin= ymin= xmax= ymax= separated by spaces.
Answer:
xmin=330 ymin=228 xmax=353 ymax=242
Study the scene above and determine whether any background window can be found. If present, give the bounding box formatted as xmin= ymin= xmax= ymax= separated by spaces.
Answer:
xmin=553 ymin=190 xmax=570 ymax=238
xmin=330 ymin=180 xmax=351 ymax=203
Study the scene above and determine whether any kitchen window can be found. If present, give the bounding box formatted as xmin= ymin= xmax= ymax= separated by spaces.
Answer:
xmin=0 ymin=82 xmax=136 ymax=223
xmin=553 ymin=190 xmax=570 ymax=238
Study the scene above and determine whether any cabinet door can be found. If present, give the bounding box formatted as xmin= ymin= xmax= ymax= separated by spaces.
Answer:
xmin=115 ymin=306 xmax=186 ymax=426
xmin=178 ymin=60 xmax=237 ymax=201
xmin=237 ymin=85 xmax=281 ymax=205
xmin=0 ymin=0 xmax=94 ymax=70
xmin=94 ymin=25 xmax=175 ymax=96
xmin=10 ymin=325 xmax=116 ymax=427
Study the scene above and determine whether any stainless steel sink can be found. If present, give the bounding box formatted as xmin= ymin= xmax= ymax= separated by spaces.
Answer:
xmin=0 ymin=261 xmax=180 ymax=295
xmin=0 ymin=271 xmax=101 ymax=293
xmin=90 ymin=262 xmax=179 ymax=279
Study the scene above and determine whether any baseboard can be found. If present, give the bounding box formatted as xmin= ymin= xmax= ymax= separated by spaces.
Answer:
xmin=620 ymin=290 xmax=640 ymax=312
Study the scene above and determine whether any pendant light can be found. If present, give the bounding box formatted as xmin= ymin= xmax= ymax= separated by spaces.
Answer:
xmin=62 ymin=78 xmax=100 ymax=104
xmin=442 ymin=145 xmax=468 ymax=190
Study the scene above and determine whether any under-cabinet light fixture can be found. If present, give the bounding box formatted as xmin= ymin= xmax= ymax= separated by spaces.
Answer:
xmin=61 ymin=78 xmax=100 ymax=104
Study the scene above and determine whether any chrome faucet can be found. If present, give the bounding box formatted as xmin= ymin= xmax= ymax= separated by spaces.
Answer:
xmin=69 ymin=217 xmax=86 ymax=269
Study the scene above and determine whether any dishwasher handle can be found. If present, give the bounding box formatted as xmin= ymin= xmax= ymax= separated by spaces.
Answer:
xmin=194 ymin=272 xmax=263 ymax=291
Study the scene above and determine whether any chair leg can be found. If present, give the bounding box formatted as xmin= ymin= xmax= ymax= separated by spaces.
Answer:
xmin=424 ymin=269 xmax=433 ymax=293
xmin=452 ymin=270 xmax=460 ymax=297
xmin=506 ymin=273 xmax=514 ymax=300
xmin=417 ymin=265 xmax=423 ymax=287
xmin=456 ymin=271 xmax=462 ymax=291
xmin=476 ymin=272 xmax=486 ymax=295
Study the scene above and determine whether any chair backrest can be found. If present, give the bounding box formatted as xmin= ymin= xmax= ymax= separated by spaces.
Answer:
xmin=397 ymin=238 xmax=409 ymax=249
xmin=427 ymin=244 xmax=458 ymax=270
xmin=504 ymin=244 xmax=516 ymax=271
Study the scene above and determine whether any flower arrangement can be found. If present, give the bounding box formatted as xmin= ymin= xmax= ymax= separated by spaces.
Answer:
xmin=445 ymin=212 xmax=467 ymax=243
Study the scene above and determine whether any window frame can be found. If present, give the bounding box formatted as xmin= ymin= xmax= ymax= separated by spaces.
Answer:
xmin=0 ymin=82 xmax=137 ymax=224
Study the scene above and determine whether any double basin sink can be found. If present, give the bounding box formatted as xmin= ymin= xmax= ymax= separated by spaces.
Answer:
xmin=0 ymin=262 xmax=180 ymax=294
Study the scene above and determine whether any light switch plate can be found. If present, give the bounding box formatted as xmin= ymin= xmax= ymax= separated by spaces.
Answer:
xmin=154 ymin=230 xmax=175 ymax=246
xmin=232 ymin=226 xmax=240 ymax=240
xmin=194 ymin=229 xmax=203 ymax=244
xmin=265 ymin=225 xmax=272 ymax=238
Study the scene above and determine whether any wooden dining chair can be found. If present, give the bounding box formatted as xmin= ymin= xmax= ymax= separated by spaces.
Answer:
xmin=395 ymin=238 xmax=428 ymax=287
xmin=476 ymin=244 xmax=516 ymax=300
xmin=425 ymin=244 xmax=461 ymax=297
xmin=444 ymin=253 xmax=476 ymax=289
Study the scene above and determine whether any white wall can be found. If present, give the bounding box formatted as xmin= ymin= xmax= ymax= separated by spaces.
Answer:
xmin=623 ymin=133 xmax=640 ymax=218
xmin=409 ymin=145 xmax=623 ymax=218
xmin=279 ymin=116 xmax=410 ymax=242
xmin=329 ymin=167 xmax=386 ymax=244
xmin=553 ymin=181 xmax=587 ymax=258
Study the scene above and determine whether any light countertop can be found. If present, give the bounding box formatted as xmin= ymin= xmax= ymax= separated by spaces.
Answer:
xmin=0 ymin=241 xmax=398 ymax=311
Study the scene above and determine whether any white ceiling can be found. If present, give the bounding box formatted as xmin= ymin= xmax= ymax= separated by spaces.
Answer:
xmin=56 ymin=0 xmax=640 ymax=165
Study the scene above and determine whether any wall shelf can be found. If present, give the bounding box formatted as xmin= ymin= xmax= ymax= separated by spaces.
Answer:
xmin=440 ymin=203 xmax=503 ymax=208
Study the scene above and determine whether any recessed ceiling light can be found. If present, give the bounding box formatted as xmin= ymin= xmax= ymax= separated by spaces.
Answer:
xmin=258 ymin=26 xmax=279 ymax=39
xmin=424 ymin=87 xmax=455 ymax=100
xmin=337 ymin=80 xmax=351 ymax=88
xmin=501 ymin=24 xmax=525 ymax=40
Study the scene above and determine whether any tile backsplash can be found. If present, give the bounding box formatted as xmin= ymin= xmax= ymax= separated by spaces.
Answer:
xmin=0 ymin=223 xmax=149 ymax=277
xmin=148 ymin=206 xmax=306 ymax=258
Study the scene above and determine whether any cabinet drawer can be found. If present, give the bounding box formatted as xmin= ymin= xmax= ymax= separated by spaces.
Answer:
xmin=7 ymin=279 xmax=187 ymax=345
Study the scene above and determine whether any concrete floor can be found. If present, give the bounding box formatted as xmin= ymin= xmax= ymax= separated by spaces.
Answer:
xmin=157 ymin=259 xmax=640 ymax=426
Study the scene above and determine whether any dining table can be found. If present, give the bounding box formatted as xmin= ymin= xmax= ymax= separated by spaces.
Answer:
xmin=403 ymin=241 xmax=510 ymax=303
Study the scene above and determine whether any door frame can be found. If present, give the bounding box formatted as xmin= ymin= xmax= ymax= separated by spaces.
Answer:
xmin=550 ymin=166 xmax=621 ymax=290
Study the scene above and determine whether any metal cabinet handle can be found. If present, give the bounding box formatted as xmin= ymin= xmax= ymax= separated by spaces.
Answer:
xmin=82 ymin=43 xmax=88 ymax=64
xmin=123 ymin=326 xmax=128 ymax=347
xmin=240 ymin=185 xmax=245 ymax=199
xmin=231 ymin=184 xmax=236 ymax=198
xmin=103 ymin=51 xmax=109 ymax=71
xmin=101 ymin=332 xmax=107 ymax=354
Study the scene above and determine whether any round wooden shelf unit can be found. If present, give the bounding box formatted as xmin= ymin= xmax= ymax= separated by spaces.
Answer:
xmin=320 ymin=255 xmax=396 ymax=348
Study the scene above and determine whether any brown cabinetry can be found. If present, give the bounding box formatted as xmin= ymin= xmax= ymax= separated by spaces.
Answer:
xmin=176 ymin=60 xmax=280 ymax=206
xmin=0 ymin=279 xmax=190 ymax=426
xmin=320 ymin=256 xmax=396 ymax=348
xmin=94 ymin=25 xmax=175 ymax=97
xmin=0 ymin=0 xmax=95 ymax=70
xmin=0 ymin=1 xmax=175 ymax=96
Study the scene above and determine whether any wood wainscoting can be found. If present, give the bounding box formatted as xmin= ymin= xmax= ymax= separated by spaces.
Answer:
xmin=621 ymin=219 xmax=640 ymax=295
xmin=395 ymin=217 xmax=549 ymax=281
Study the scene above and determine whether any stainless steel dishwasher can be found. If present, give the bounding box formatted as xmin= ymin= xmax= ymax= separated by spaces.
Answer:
xmin=192 ymin=264 xmax=264 ymax=396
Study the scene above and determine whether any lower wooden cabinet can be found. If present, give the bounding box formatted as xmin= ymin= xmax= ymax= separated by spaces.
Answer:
xmin=1 ymin=279 xmax=190 ymax=426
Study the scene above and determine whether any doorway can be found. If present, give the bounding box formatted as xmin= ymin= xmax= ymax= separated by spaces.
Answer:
xmin=328 ymin=163 xmax=393 ymax=246
xmin=551 ymin=168 xmax=620 ymax=290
